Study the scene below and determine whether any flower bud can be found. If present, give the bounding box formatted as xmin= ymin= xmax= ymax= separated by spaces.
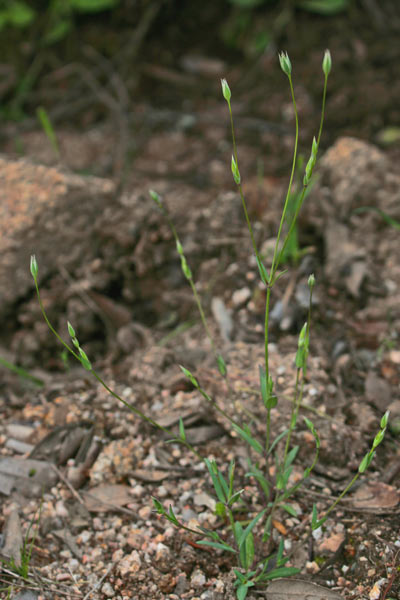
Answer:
xmin=231 ymin=155 xmax=241 ymax=185
xmin=79 ymin=347 xmax=92 ymax=371
xmin=308 ymin=274 xmax=315 ymax=289
xmin=176 ymin=240 xmax=184 ymax=255
xmin=221 ymin=78 xmax=231 ymax=103
xmin=67 ymin=321 xmax=76 ymax=339
xmin=30 ymin=255 xmax=38 ymax=279
xmin=380 ymin=410 xmax=389 ymax=429
xmin=312 ymin=136 xmax=318 ymax=159
xmin=322 ymin=49 xmax=332 ymax=77
xmin=149 ymin=189 xmax=162 ymax=208
xmin=279 ymin=51 xmax=292 ymax=76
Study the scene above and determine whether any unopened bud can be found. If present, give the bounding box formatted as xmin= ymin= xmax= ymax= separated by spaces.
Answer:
xmin=279 ymin=51 xmax=292 ymax=76
xmin=67 ymin=321 xmax=76 ymax=339
xmin=231 ymin=155 xmax=241 ymax=185
xmin=322 ymin=49 xmax=332 ymax=77
xmin=149 ymin=189 xmax=162 ymax=208
xmin=221 ymin=78 xmax=231 ymax=103
xmin=312 ymin=136 xmax=318 ymax=159
xmin=30 ymin=255 xmax=38 ymax=279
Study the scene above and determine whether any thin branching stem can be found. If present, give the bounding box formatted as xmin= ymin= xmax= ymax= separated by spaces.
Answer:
xmin=269 ymin=75 xmax=299 ymax=282
xmin=33 ymin=279 xmax=203 ymax=461
xmin=228 ymin=100 xmax=259 ymax=260
xmin=278 ymin=71 xmax=328 ymax=264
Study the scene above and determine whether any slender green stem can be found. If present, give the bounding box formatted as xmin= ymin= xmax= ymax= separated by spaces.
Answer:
xmin=189 ymin=279 xmax=217 ymax=355
xmin=269 ymin=75 xmax=299 ymax=282
xmin=33 ymin=278 xmax=203 ymax=461
xmin=0 ymin=356 xmax=43 ymax=387
xmin=316 ymin=73 xmax=328 ymax=149
xmin=264 ymin=287 xmax=272 ymax=452
xmin=160 ymin=206 xmax=220 ymax=359
xmin=278 ymin=443 xmax=319 ymax=503
xmin=283 ymin=368 xmax=302 ymax=464
xmin=278 ymin=71 xmax=328 ymax=266
xmin=319 ymin=471 xmax=360 ymax=523
xmin=277 ymin=185 xmax=307 ymax=266
xmin=263 ymin=75 xmax=298 ymax=454
xmin=227 ymin=100 xmax=259 ymax=260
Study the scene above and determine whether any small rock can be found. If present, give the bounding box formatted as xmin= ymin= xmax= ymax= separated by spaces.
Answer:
xmin=174 ymin=573 xmax=188 ymax=595
xmin=101 ymin=582 xmax=115 ymax=597
xmin=211 ymin=297 xmax=233 ymax=341
xmin=6 ymin=424 xmax=35 ymax=441
xmin=116 ymin=550 xmax=141 ymax=577
xmin=5 ymin=439 xmax=34 ymax=454
xmin=232 ymin=287 xmax=251 ymax=307
xmin=191 ymin=568 xmax=206 ymax=588
xmin=155 ymin=542 xmax=172 ymax=572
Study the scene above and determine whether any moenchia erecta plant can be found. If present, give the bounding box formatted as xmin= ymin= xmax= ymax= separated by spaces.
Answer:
xmin=30 ymin=50 xmax=389 ymax=600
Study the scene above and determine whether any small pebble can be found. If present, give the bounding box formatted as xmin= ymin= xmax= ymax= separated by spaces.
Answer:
xmin=191 ymin=568 xmax=206 ymax=588
xmin=101 ymin=581 xmax=115 ymax=597
xmin=232 ymin=287 xmax=251 ymax=307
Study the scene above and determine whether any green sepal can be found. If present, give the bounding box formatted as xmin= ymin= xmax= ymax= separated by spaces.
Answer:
xmin=359 ymin=450 xmax=374 ymax=473
xmin=78 ymin=348 xmax=92 ymax=371
xmin=256 ymin=255 xmax=270 ymax=285
xmin=179 ymin=365 xmax=199 ymax=388
xmin=217 ymin=354 xmax=227 ymax=377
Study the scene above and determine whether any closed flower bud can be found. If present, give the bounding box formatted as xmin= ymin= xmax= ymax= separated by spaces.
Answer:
xmin=312 ymin=136 xmax=318 ymax=159
xmin=308 ymin=274 xmax=315 ymax=289
xmin=149 ymin=189 xmax=162 ymax=208
xmin=67 ymin=321 xmax=76 ymax=339
xmin=279 ymin=51 xmax=292 ymax=76
xmin=322 ymin=49 xmax=332 ymax=77
xmin=231 ymin=155 xmax=241 ymax=185
xmin=79 ymin=347 xmax=92 ymax=371
xmin=30 ymin=255 xmax=38 ymax=279
xmin=221 ymin=78 xmax=231 ymax=103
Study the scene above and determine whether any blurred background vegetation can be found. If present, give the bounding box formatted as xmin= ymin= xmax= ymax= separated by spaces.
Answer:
xmin=0 ymin=0 xmax=361 ymax=121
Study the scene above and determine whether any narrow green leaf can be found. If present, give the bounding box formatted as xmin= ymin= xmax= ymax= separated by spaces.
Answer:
xmin=152 ymin=497 xmax=165 ymax=514
xmin=257 ymin=566 xmax=300 ymax=581
xmin=228 ymin=459 xmax=235 ymax=497
xmin=256 ymin=255 xmax=270 ymax=285
xmin=267 ymin=429 xmax=289 ymax=456
xmin=232 ymin=424 xmax=264 ymax=455
xmin=282 ymin=503 xmax=298 ymax=517
xmin=204 ymin=458 xmax=226 ymax=503
xmin=178 ymin=417 xmax=186 ymax=441
xmin=284 ymin=445 xmax=299 ymax=469
xmin=244 ymin=531 xmax=255 ymax=569
xmin=311 ymin=503 xmax=318 ymax=528
xmin=236 ymin=584 xmax=250 ymax=600
xmin=238 ymin=509 xmax=267 ymax=550
xmin=227 ymin=489 xmax=245 ymax=507
xmin=197 ymin=540 xmax=236 ymax=553
xmin=36 ymin=106 xmax=59 ymax=156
